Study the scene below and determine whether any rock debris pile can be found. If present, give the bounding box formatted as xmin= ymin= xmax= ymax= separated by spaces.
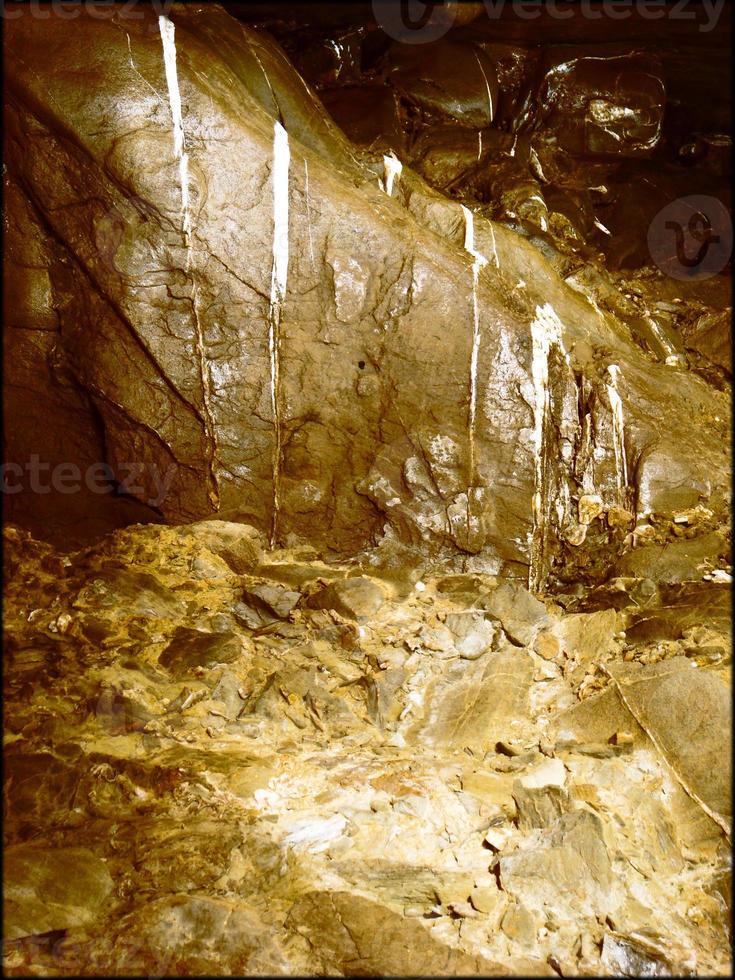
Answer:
xmin=3 ymin=520 xmax=731 ymax=975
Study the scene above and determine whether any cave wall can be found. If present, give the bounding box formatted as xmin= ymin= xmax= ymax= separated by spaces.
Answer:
xmin=2 ymin=1 xmax=731 ymax=589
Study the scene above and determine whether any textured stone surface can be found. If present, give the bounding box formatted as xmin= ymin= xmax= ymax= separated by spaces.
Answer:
xmin=306 ymin=576 xmax=386 ymax=621
xmin=2 ymin=521 xmax=731 ymax=975
xmin=287 ymin=890 xmax=550 ymax=976
xmin=4 ymin=846 xmax=114 ymax=941
xmin=606 ymin=658 xmax=732 ymax=834
xmin=2 ymin=4 xmax=731 ymax=976
xmin=3 ymin=3 xmax=730 ymax=597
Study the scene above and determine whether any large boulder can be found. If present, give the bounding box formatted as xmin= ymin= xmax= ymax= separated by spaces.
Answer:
xmin=3 ymin=3 xmax=729 ymax=591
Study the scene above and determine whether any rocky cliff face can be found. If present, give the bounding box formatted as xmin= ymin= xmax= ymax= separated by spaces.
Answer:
xmin=3 ymin=3 xmax=730 ymax=592
xmin=2 ymin=2 xmax=731 ymax=976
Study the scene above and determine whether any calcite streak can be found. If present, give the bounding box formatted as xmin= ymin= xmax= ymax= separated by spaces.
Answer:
xmin=381 ymin=151 xmax=403 ymax=197
xmin=158 ymin=14 xmax=219 ymax=508
xmin=268 ymin=120 xmax=291 ymax=547
xmin=529 ymin=302 xmax=568 ymax=592
xmin=473 ymin=50 xmax=495 ymax=120
xmin=303 ymin=158 xmax=316 ymax=270
xmin=461 ymin=205 xmax=488 ymax=486
xmin=606 ymin=364 xmax=628 ymax=495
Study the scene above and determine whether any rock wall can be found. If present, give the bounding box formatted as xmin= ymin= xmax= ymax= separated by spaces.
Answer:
xmin=3 ymin=3 xmax=730 ymax=590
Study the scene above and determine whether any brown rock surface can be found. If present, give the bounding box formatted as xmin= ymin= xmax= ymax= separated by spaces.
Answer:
xmin=606 ymin=658 xmax=732 ymax=834
xmin=2 ymin=4 xmax=731 ymax=977
xmin=3 ymin=3 xmax=730 ymax=595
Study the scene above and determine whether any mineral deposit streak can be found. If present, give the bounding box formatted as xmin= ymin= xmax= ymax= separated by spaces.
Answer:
xmin=159 ymin=15 xmax=191 ymax=241
xmin=529 ymin=303 xmax=567 ymax=591
xmin=158 ymin=14 xmax=219 ymax=508
xmin=382 ymin=152 xmax=403 ymax=197
xmin=461 ymin=205 xmax=489 ymax=486
xmin=269 ymin=120 xmax=291 ymax=547
xmin=303 ymin=159 xmax=316 ymax=270
xmin=474 ymin=50 xmax=494 ymax=120
xmin=606 ymin=364 xmax=629 ymax=495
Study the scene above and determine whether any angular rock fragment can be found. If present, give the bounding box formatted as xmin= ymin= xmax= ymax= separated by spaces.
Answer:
xmin=500 ymin=902 xmax=540 ymax=947
xmin=286 ymin=890 xmax=553 ymax=975
xmin=72 ymin=568 xmax=185 ymax=620
xmin=480 ymin=583 xmax=550 ymax=646
xmin=512 ymin=782 xmax=570 ymax=830
xmin=552 ymin=608 xmax=620 ymax=664
xmin=444 ymin=611 xmax=496 ymax=659
xmin=241 ymin=582 xmax=302 ymax=622
xmin=600 ymin=932 xmax=687 ymax=978
xmin=612 ymin=532 xmax=729 ymax=584
xmin=387 ymin=40 xmax=498 ymax=128
xmin=535 ymin=52 xmax=665 ymax=158
xmin=513 ymin=759 xmax=570 ymax=830
xmin=306 ymin=576 xmax=386 ymax=621
xmin=4 ymin=845 xmax=114 ymax=941
xmin=551 ymin=685 xmax=645 ymax=748
xmin=499 ymin=810 xmax=615 ymax=918
xmin=605 ymin=658 xmax=732 ymax=833
xmin=158 ymin=628 xmax=244 ymax=678
xmin=416 ymin=646 xmax=533 ymax=752
xmin=178 ymin=520 xmax=264 ymax=573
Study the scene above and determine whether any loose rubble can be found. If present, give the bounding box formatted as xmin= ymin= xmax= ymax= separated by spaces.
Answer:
xmin=3 ymin=520 xmax=731 ymax=975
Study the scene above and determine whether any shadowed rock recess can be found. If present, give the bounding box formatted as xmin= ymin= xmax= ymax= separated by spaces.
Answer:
xmin=2 ymin=2 xmax=731 ymax=976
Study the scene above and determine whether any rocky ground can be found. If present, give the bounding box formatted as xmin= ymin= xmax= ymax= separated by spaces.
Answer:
xmin=3 ymin=518 xmax=731 ymax=976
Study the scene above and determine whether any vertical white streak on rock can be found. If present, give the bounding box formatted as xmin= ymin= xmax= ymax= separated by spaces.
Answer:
xmin=644 ymin=315 xmax=678 ymax=359
xmin=606 ymin=364 xmax=628 ymax=492
xmin=159 ymin=15 xmax=219 ymax=508
xmin=529 ymin=303 xmax=566 ymax=591
xmin=461 ymin=205 xmax=488 ymax=484
xmin=382 ymin=152 xmax=403 ymax=197
xmin=510 ymin=134 xmax=518 ymax=158
xmin=271 ymin=122 xmax=291 ymax=303
xmin=303 ymin=159 xmax=316 ymax=270
xmin=269 ymin=120 xmax=291 ymax=547
xmin=127 ymin=32 xmax=163 ymax=103
xmin=487 ymin=219 xmax=500 ymax=268
xmin=158 ymin=16 xmax=191 ymax=241
xmin=462 ymin=204 xmax=476 ymax=257
xmin=473 ymin=50 xmax=494 ymax=120
xmin=477 ymin=130 xmax=482 ymax=162
xmin=249 ymin=41 xmax=279 ymax=111
xmin=529 ymin=146 xmax=547 ymax=183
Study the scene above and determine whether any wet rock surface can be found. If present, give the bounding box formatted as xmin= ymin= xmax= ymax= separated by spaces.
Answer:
xmin=2 ymin=521 xmax=731 ymax=975
xmin=2 ymin=2 xmax=732 ymax=976
xmin=3 ymin=2 xmax=731 ymax=599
